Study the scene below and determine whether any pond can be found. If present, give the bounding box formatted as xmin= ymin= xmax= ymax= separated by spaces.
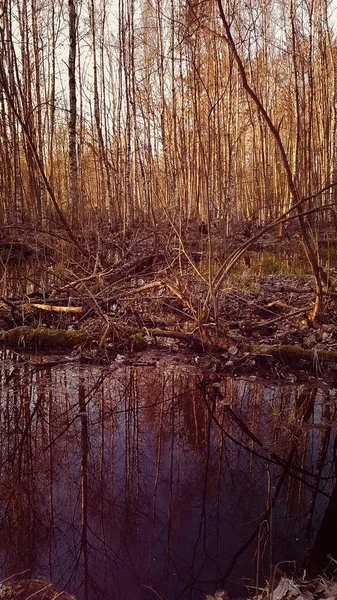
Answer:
xmin=0 ymin=351 xmax=336 ymax=600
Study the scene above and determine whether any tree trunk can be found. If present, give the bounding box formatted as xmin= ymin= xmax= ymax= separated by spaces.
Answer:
xmin=215 ymin=0 xmax=325 ymax=323
xmin=68 ymin=0 xmax=78 ymax=227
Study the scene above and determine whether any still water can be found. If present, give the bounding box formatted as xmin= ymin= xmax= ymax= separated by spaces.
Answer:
xmin=0 ymin=351 xmax=336 ymax=599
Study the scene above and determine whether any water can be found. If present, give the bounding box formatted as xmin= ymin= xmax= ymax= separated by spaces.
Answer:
xmin=0 ymin=351 xmax=336 ymax=599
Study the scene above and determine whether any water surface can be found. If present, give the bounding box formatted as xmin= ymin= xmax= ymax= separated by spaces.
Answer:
xmin=0 ymin=351 xmax=335 ymax=599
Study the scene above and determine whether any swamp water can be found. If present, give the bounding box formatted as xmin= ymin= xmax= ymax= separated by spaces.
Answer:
xmin=0 ymin=351 xmax=336 ymax=600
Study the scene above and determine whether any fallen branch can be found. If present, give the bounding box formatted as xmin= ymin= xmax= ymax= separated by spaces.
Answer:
xmin=251 ymin=306 xmax=311 ymax=328
xmin=20 ymin=303 xmax=83 ymax=314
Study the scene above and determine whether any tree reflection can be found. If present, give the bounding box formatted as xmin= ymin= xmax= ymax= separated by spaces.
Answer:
xmin=0 ymin=354 xmax=336 ymax=599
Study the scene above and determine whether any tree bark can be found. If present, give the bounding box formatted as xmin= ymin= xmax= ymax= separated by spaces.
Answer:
xmin=68 ymin=0 xmax=78 ymax=226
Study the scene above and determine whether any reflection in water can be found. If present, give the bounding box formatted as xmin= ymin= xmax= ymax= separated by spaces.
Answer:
xmin=0 ymin=351 xmax=336 ymax=599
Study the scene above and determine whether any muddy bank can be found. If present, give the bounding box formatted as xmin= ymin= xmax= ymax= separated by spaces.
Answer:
xmin=1 ymin=271 xmax=337 ymax=384
xmin=1 ymin=226 xmax=337 ymax=384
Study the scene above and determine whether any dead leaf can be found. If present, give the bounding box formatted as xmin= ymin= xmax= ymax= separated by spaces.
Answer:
xmin=271 ymin=577 xmax=301 ymax=600
xmin=228 ymin=344 xmax=238 ymax=355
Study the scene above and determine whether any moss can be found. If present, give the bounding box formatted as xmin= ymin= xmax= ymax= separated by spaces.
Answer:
xmin=0 ymin=584 xmax=12 ymax=598
xmin=2 ymin=326 xmax=88 ymax=349
xmin=254 ymin=343 xmax=337 ymax=363
xmin=97 ymin=323 xmax=148 ymax=352
xmin=54 ymin=261 xmax=66 ymax=276
xmin=260 ymin=252 xmax=283 ymax=274
xmin=130 ymin=332 xmax=147 ymax=351
xmin=207 ymin=355 xmax=222 ymax=370
xmin=277 ymin=345 xmax=337 ymax=362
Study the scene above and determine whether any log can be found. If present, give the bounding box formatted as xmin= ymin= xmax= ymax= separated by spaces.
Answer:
xmin=253 ymin=343 xmax=337 ymax=363
xmin=1 ymin=326 xmax=88 ymax=349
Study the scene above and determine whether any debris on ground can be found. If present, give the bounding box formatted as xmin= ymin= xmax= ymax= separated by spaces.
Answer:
xmin=0 ymin=578 xmax=75 ymax=600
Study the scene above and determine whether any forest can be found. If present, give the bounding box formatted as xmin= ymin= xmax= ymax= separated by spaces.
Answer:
xmin=0 ymin=0 xmax=337 ymax=373
xmin=2 ymin=3 xmax=337 ymax=599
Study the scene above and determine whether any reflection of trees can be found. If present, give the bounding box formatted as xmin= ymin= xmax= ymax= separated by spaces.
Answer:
xmin=0 ymin=357 xmax=336 ymax=599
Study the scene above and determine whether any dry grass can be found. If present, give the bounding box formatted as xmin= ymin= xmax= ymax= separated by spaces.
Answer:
xmin=0 ymin=578 xmax=75 ymax=600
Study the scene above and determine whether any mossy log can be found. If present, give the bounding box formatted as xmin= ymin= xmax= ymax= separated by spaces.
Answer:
xmin=1 ymin=326 xmax=88 ymax=349
xmin=0 ymin=324 xmax=150 ymax=353
xmin=253 ymin=343 xmax=337 ymax=363
xmin=0 ymin=323 xmax=231 ymax=354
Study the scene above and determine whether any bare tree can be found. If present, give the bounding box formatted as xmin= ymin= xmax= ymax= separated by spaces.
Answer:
xmin=211 ymin=0 xmax=329 ymax=322
xmin=68 ymin=0 xmax=78 ymax=226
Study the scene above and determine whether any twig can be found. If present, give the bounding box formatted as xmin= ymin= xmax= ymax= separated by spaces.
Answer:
xmin=25 ymin=583 xmax=53 ymax=599
xmin=0 ymin=570 xmax=31 ymax=584
xmin=251 ymin=306 xmax=311 ymax=328
xmin=140 ymin=584 xmax=164 ymax=600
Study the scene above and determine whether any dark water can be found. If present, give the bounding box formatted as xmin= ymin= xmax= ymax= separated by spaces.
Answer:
xmin=0 ymin=351 xmax=336 ymax=599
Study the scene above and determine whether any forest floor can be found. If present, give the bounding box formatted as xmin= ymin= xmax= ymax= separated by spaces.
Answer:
xmin=2 ymin=569 xmax=337 ymax=600
xmin=1 ymin=221 xmax=337 ymax=385
xmin=0 ymin=577 xmax=75 ymax=599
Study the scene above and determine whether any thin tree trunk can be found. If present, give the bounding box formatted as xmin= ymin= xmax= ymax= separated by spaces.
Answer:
xmin=214 ymin=0 xmax=325 ymax=323
xmin=68 ymin=0 xmax=78 ymax=227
